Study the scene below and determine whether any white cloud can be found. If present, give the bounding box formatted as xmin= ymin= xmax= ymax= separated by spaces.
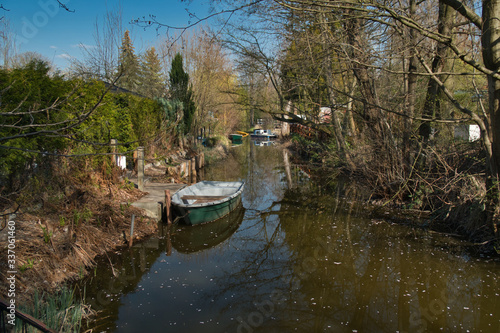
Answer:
xmin=56 ymin=53 xmax=73 ymax=60
xmin=50 ymin=45 xmax=58 ymax=49
xmin=72 ymin=43 xmax=96 ymax=49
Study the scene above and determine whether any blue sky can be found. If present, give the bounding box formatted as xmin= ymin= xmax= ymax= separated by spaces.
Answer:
xmin=2 ymin=0 xmax=212 ymax=69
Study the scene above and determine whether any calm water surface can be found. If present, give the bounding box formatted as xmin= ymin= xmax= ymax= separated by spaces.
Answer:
xmin=81 ymin=141 xmax=499 ymax=332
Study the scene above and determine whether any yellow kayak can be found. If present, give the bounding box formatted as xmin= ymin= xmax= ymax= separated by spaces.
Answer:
xmin=236 ymin=131 xmax=249 ymax=137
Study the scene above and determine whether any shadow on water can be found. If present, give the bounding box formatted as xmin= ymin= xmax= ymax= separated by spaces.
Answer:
xmin=80 ymin=140 xmax=500 ymax=333
xmin=170 ymin=204 xmax=245 ymax=254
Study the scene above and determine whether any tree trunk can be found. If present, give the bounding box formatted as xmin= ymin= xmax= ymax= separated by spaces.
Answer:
xmin=404 ymin=0 xmax=418 ymax=169
xmin=482 ymin=0 xmax=500 ymax=237
xmin=419 ymin=1 xmax=455 ymax=143
xmin=344 ymin=10 xmax=387 ymax=141
xmin=319 ymin=11 xmax=354 ymax=168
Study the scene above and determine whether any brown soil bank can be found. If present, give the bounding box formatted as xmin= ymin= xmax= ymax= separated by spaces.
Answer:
xmin=0 ymin=158 xmax=159 ymax=303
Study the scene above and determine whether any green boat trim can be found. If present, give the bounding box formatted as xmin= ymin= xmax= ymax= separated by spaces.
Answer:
xmin=171 ymin=181 xmax=245 ymax=225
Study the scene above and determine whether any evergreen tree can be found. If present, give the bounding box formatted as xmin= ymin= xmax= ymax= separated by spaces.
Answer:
xmin=169 ymin=53 xmax=196 ymax=134
xmin=118 ymin=30 xmax=139 ymax=91
xmin=0 ymin=58 xmax=71 ymax=186
xmin=139 ymin=46 xmax=165 ymax=98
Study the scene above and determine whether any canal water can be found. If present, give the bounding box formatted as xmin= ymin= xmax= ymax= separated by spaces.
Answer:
xmin=81 ymin=141 xmax=499 ymax=332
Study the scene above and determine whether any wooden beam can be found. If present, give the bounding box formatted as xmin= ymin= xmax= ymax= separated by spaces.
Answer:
xmin=181 ymin=195 xmax=227 ymax=200
xmin=181 ymin=195 xmax=227 ymax=204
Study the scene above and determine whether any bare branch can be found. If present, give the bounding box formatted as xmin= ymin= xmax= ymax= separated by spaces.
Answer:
xmin=56 ymin=0 xmax=74 ymax=13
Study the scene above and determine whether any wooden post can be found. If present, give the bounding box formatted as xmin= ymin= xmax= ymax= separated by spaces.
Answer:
xmin=196 ymin=152 xmax=205 ymax=170
xmin=137 ymin=147 xmax=144 ymax=191
xmin=190 ymin=157 xmax=197 ymax=184
xmin=129 ymin=214 xmax=135 ymax=247
xmin=195 ymin=154 xmax=202 ymax=171
xmin=164 ymin=190 xmax=171 ymax=225
xmin=133 ymin=150 xmax=138 ymax=172
xmin=110 ymin=139 xmax=117 ymax=164
xmin=188 ymin=159 xmax=192 ymax=184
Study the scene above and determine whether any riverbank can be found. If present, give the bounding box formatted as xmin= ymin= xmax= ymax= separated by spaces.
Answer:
xmin=285 ymin=135 xmax=499 ymax=255
xmin=0 ymin=143 xmax=231 ymax=306
xmin=0 ymin=165 xmax=156 ymax=304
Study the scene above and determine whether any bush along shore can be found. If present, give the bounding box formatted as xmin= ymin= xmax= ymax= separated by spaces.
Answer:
xmin=287 ymin=134 xmax=500 ymax=256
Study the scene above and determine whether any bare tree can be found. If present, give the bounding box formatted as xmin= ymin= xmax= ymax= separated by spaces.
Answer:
xmin=0 ymin=18 xmax=16 ymax=69
xmin=137 ymin=0 xmax=499 ymax=239
xmin=71 ymin=7 xmax=124 ymax=82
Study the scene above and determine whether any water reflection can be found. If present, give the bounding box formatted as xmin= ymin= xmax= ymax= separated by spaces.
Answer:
xmin=81 ymin=141 xmax=500 ymax=333
xmin=171 ymin=204 xmax=245 ymax=254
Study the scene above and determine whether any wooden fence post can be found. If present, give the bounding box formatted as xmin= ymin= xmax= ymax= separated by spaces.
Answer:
xmin=190 ymin=157 xmax=197 ymax=184
xmin=110 ymin=139 xmax=117 ymax=164
xmin=137 ymin=147 xmax=144 ymax=191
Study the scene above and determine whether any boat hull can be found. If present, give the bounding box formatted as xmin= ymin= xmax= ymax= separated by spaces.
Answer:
xmin=171 ymin=181 xmax=245 ymax=225
xmin=250 ymin=129 xmax=277 ymax=140
xmin=173 ymin=194 xmax=242 ymax=225
xmin=230 ymin=134 xmax=243 ymax=144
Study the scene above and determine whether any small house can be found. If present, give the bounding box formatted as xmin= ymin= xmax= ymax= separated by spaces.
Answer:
xmin=454 ymin=124 xmax=480 ymax=142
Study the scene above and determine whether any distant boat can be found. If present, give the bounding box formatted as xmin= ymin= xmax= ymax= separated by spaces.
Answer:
xmin=171 ymin=181 xmax=245 ymax=225
xmin=230 ymin=133 xmax=243 ymax=144
xmin=236 ymin=131 xmax=249 ymax=137
xmin=250 ymin=129 xmax=277 ymax=140
xmin=254 ymin=140 xmax=275 ymax=147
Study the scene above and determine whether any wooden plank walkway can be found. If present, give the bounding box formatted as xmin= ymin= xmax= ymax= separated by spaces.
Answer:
xmin=128 ymin=178 xmax=186 ymax=220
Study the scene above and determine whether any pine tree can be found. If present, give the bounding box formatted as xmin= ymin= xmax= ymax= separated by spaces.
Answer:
xmin=118 ymin=30 xmax=139 ymax=91
xmin=139 ymin=46 xmax=165 ymax=98
xmin=169 ymin=53 xmax=196 ymax=134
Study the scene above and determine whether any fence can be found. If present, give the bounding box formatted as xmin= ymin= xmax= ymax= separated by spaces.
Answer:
xmin=0 ymin=298 xmax=57 ymax=333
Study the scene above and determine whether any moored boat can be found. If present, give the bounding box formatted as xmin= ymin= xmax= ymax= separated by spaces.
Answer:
xmin=250 ymin=129 xmax=277 ymax=139
xmin=230 ymin=133 xmax=243 ymax=144
xmin=171 ymin=181 xmax=245 ymax=225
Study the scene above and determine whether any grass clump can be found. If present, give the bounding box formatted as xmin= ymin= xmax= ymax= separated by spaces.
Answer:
xmin=15 ymin=287 xmax=92 ymax=332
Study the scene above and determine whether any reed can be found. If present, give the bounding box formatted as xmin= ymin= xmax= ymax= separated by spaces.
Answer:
xmin=16 ymin=287 xmax=91 ymax=332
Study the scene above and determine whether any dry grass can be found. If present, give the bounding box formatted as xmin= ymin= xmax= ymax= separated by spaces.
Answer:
xmin=0 ymin=158 xmax=160 ymax=302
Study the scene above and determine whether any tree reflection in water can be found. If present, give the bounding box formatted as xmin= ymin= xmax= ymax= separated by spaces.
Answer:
xmin=81 ymin=141 xmax=499 ymax=333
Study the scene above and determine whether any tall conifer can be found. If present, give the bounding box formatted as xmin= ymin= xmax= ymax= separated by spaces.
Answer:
xmin=118 ymin=30 xmax=139 ymax=91
xmin=139 ymin=46 xmax=164 ymax=98
xmin=169 ymin=53 xmax=196 ymax=134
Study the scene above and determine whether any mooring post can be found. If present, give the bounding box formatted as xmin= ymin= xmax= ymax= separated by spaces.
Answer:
xmin=110 ymin=139 xmax=117 ymax=164
xmin=129 ymin=214 xmax=135 ymax=247
xmin=191 ymin=157 xmax=197 ymax=184
xmin=195 ymin=154 xmax=202 ymax=171
xmin=165 ymin=189 xmax=172 ymax=225
xmin=133 ymin=150 xmax=138 ymax=172
xmin=137 ymin=146 xmax=144 ymax=191
xmin=188 ymin=159 xmax=193 ymax=184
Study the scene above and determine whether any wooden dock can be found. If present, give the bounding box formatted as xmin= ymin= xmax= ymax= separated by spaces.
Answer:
xmin=122 ymin=150 xmax=206 ymax=221
xmin=129 ymin=180 xmax=186 ymax=221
